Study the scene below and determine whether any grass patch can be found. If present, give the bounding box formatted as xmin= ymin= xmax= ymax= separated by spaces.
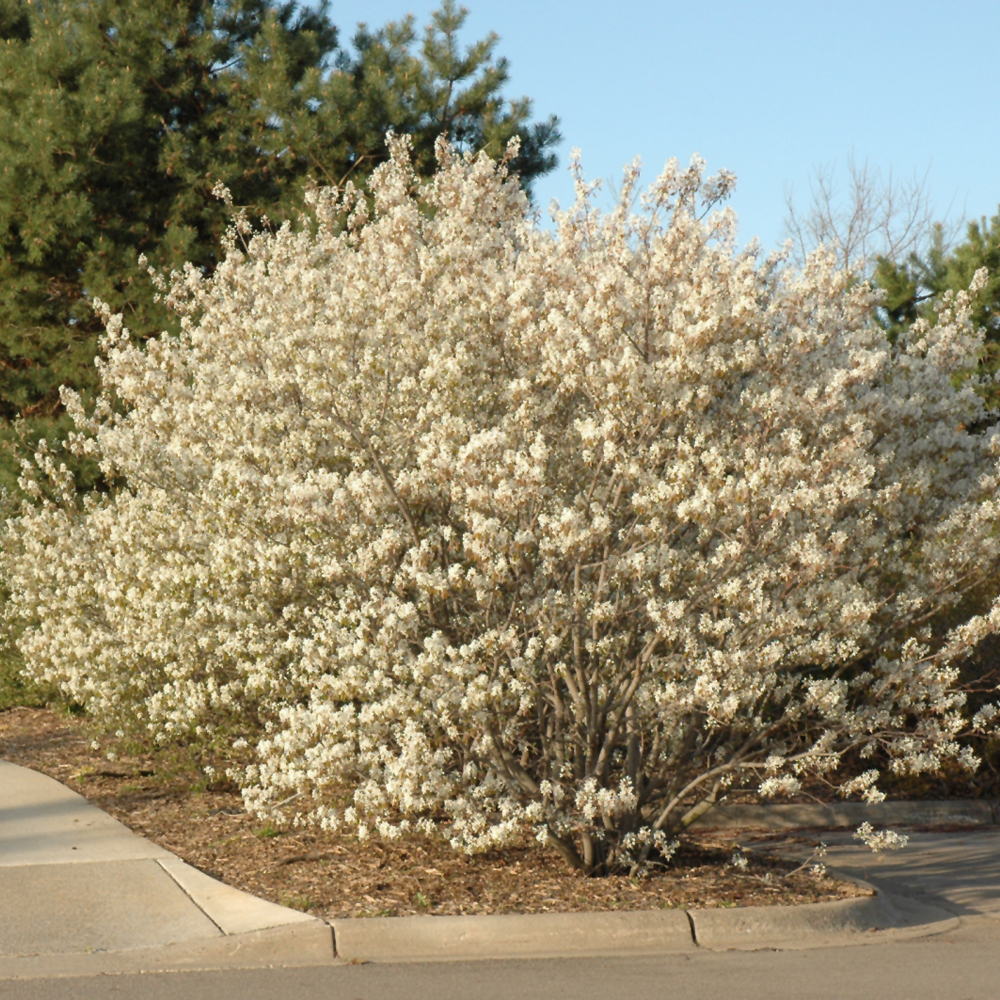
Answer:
xmin=0 ymin=647 xmax=54 ymax=712
xmin=280 ymin=893 xmax=315 ymax=912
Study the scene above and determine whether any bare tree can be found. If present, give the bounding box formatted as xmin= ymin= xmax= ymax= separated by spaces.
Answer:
xmin=783 ymin=154 xmax=952 ymax=276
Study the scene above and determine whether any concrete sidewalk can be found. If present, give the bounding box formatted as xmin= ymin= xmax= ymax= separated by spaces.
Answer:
xmin=0 ymin=760 xmax=335 ymax=977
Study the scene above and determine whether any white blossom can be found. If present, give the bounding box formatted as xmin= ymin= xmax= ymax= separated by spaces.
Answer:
xmin=729 ymin=851 xmax=749 ymax=872
xmin=854 ymin=821 xmax=909 ymax=852
xmin=3 ymin=135 xmax=999 ymax=873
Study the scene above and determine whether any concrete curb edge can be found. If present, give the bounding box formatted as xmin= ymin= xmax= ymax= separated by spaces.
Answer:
xmin=157 ymin=856 xmax=320 ymax=936
xmin=327 ymin=880 xmax=959 ymax=963
xmin=0 ymin=921 xmax=336 ymax=979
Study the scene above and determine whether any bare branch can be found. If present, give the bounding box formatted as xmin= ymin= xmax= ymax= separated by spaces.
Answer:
xmin=782 ymin=153 xmax=950 ymax=275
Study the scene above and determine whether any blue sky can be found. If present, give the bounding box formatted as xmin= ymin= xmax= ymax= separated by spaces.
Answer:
xmin=323 ymin=0 xmax=998 ymax=254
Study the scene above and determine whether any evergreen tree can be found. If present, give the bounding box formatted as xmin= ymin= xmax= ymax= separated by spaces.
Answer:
xmin=876 ymin=211 xmax=1000 ymax=341
xmin=876 ymin=210 xmax=1000 ymax=409
xmin=0 ymin=0 xmax=560 ymax=492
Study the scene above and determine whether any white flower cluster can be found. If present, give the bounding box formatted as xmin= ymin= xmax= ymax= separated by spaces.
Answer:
xmin=3 ymin=134 xmax=1000 ymax=873
xmin=854 ymin=821 xmax=909 ymax=853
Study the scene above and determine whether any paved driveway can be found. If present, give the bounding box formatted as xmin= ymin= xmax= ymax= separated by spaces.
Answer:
xmin=755 ymin=828 xmax=1000 ymax=920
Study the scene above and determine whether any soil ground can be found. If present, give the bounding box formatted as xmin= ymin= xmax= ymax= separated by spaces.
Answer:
xmin=0 ymin=706 xmax=869 ymax=919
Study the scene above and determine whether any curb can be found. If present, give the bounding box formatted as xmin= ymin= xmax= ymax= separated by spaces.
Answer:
xmin=689 ymin=798 xmax=999 ymax=833
xmin=326 ymin=879 xmax=958 ymax=963
xmin=687 ymin=883 xmax=957 ymax=952
xmin=156 ymin=856 xmax=320 ymax=937
xmin=5 ymin=869 xmax=952 ymax=973
xmin=329 ymin=908 xmax=696 ymax=963
xmin=0 ymin=921 xmax=336 ymax=979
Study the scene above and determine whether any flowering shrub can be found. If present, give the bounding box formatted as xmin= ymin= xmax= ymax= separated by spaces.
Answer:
xmin=4 ymin=135 xmax=1000 ymax=874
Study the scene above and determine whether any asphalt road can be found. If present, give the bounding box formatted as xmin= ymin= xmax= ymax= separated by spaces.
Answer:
xmin=3 ymin=919 xmax=999 ymax=1000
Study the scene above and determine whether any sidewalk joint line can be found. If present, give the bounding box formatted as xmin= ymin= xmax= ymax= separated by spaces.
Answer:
xmin=155 ymin=859 xmax=226 ymax=936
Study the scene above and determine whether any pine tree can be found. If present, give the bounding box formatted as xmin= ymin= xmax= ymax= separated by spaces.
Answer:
xmin=876 ymin=212 xmax=1000 ymax=339
xmin=0 ymin=0 xmax=560 ymax=492
xmin=875 ymin=210 xmax=1000 ymax=409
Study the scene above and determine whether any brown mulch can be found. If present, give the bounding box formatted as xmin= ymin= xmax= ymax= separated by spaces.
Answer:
xmin=0 ymin=706 xmax=869 ymax=919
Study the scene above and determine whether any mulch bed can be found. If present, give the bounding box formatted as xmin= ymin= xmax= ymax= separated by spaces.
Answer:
xmin=0 ymin=706 xmax=869 ymax=919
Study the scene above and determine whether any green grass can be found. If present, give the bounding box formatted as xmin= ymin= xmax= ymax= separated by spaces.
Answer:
xmin=280 ymin=894 xmax=316 ymax=912
xmin=0 ymin=647 xmax=53 ymax=712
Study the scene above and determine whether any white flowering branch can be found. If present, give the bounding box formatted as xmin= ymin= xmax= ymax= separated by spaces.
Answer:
xmin=4 ymin=134 xmax=1000 ymax=875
